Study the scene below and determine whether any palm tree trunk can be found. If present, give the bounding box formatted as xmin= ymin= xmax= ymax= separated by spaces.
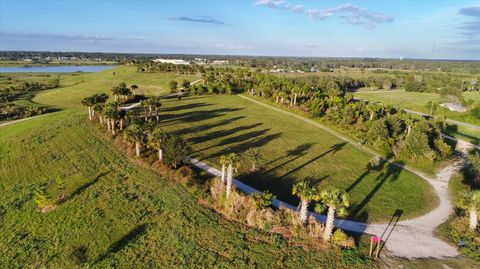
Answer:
xmin=144 ymin=108 xmax=148 ymax=121
xmin=469 ymin=207 xmax=478 ymax=230
xmin=221 ymin=164 xmax=226 ymax=184
xmin=99 ymin=115 xmax=104 ymax=125
xmin=110 ymin=119 xmax=116 ymax=135
xmin=226 ymin=165 xmax=233 ymax=197
xmin=323 ymin=207 xmax=335 ymax=241
xmin=294 ymin=93 xmax=297 ymax=105
xmin=106 ymin=118 xmax=111 ymax=131
xmin=299 ymin=199 xmax=309 ymax=224
xmin=276 ymin=96 xmax=279 ymax=103
xmin=119 ymin=119 xmax=124 ymax=130
xmin=87 ymin=107 xmax=92 ymax=120
xmin=158 ymin=149 xmax=163 ymax=161
xmin=135 ymin=141 xmax=141 ymax=157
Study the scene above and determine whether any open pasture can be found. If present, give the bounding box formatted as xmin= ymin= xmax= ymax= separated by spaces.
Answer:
xmin=154 ymin=94 xmax=436 ymax=223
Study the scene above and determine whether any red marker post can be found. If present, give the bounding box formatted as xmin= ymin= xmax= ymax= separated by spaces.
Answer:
xmin=369 ymin=236 xmax=381 ymax=258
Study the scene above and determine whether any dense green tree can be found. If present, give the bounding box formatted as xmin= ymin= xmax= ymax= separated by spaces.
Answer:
xmin=163 ymin=135 xmax=190 ymax=169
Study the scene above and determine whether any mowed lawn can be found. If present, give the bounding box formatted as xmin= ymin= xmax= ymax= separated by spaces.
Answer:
xmin=33 ymin=65 xmax=199 ymax=108
xmin=0 ymin=111 xmax=376 ymax=268
xmin=354 ymin=90 xmax=480 ymax=126
xmin=155 ymin=95 xmax=436 ymax=223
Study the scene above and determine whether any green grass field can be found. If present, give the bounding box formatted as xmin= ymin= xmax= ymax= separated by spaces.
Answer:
xmin=30 ymin=66 xmax=437 ymax=223
xmin=152 ymin=94 xmax=436 ymax=223
xmin=353 ymin=90 xmax=480 ymax=140
xmin=34 ymin=66 xmax=199 ymax=108
xmin=0 ymin=65 xmax=450 ymax=266
xmin=0 ymin=110 xmax=378 ymax=268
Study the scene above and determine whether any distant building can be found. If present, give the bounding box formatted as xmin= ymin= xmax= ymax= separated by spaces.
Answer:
xmin=211 ymin=60 xmax=228 ymax=65
xmin=152 ymin=59 xmax=190 ymax=65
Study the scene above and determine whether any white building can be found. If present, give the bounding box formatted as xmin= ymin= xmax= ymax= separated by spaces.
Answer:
xmin=152 ymin=59 xmax=190 ymax=65
xmin=211 ymin=60 xmax=228 ymax=65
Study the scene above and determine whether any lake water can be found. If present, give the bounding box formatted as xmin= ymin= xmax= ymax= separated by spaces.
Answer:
xmin=0 ymin=65 xmax=114 ymax=73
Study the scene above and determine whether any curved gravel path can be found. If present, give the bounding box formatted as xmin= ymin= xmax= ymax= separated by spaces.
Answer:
xmin=190 ymin=147 xmax=466 ymax=258
xmin=189 ymin=96 xmax=474 ymax=258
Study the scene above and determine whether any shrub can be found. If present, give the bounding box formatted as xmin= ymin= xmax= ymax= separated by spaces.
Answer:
xmin=33 ymin=189 xmax=50 ymax=209
xmin=444 ymin=217 xmax=480 ymax=261
xmin=434 ymin=138 xmax=451 ymax=160
xmin=469 ymin=152 xmax=480 ymax=183
xmin=331 ymin=230 xmax=355 ymax=249
xmin=251 ymin=191 xmax=275 ymax=209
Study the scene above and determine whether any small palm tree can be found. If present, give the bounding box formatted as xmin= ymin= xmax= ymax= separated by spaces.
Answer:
xmin=148 ymin=127 xmax=168 ymax=161
xmin=103 ymin=102 xmax=119 ymax=135
xmin=315 ymin=189 xmax=349 ymax=241
xmin=124 ymin=124 xmax=144 ymax=157
xmin=225 ymin=153 xmax=239 ymax=198
xmin=243 ymin=147 xmax=263 ymax=172
xmin=150 ymin=97 xmax=162 ymax=122
xmin=131 ymin=84 xmax=138 ymax=95
xmin=81 ymin=96 xmax=94 ymax=120
xmin=292 ymin=179 xmax=319 ymax=224
xmin=219 ymin=155 xmax=228 ymax=184
xmin=458 ymin=190 xmax=480 ymax=230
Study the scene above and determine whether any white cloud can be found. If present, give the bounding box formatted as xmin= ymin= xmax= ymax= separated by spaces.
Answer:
xmin=256 ymin=1 xmax=393 ymax=28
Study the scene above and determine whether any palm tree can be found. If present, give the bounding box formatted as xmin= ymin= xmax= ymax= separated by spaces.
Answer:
xmin=458 ymin=190 xmax=480 ymax=230
xmin=292 ymin=179 xmax=319 ymax=224
xmin=225 ymin=153 xmax=239 ymax=198
xmin=150 ymin=97 xmax=162 ymax=122
xmin=103 ymin=102 xmax=119 ymax=135
xmin=148 ymin=127 xmax=168 ymax=161
xmin=141 ymin=99 xmax=150 ymax=121
xmin=219 ymin=155 xmax=228 ymax=184
xmin=93 ymin=103 xmax=105 ymax=125
xmin=81 ymin=96 xmax=94 ymax=120
xmin=315 ymin=189 xmax=349 ymax=242
xmin=243 ymin=147 xmax=263 ymax=172
xmin=124 ymin=124 xmax=144 ymax=157
xmin=131 ymin=84 xmax=138 ymax=95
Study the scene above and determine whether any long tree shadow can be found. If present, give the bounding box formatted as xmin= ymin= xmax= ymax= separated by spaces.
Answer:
xmin=195 ymin=128 xmax=270 ymax=153
xmin=345 ymin=159 xmax=388 ymax=193
xmin=159 ymin=107 xmax=244 ymax=126
xmin=62 ymin=171 xmax=111 ymax=203
xmin=379 ymin=209 xmax=403 ymax=253
xmin=160 ymin=102 xmax=212 ymax=112
xmin=189 ymin=123 xmax=263 ymax=145
xmin=203 ymin=133 xmax=282 ymax=161
xmin=93 ymin=223 xmax=149 ymax=265
xmin=279 ymin=142 xmax=347 ymax=179
xmin=260 ymin=143 xmax=316 ymax=175
xmin=348 ymin=161 xmax=405 ymax=221
xmin=174 ymin=116 xmax=245 ymax=137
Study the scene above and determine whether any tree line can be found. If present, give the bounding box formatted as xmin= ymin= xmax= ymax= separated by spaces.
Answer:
xmin=167 ymin=67 xmax=454 ymax=163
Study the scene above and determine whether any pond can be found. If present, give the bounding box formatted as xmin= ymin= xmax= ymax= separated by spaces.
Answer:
xmin=0 ymin=65 xmax=114 ymax=73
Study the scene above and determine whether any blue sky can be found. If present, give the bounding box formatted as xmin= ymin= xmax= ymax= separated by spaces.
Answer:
xmin=0 ymin=0 xmax=479 ymax=60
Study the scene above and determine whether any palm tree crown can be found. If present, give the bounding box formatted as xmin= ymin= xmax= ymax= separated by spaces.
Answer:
xmin=316 ymin=189 xmax=349 ymax=217
xmin=292 ymin=179 xmax=319 ymax=201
